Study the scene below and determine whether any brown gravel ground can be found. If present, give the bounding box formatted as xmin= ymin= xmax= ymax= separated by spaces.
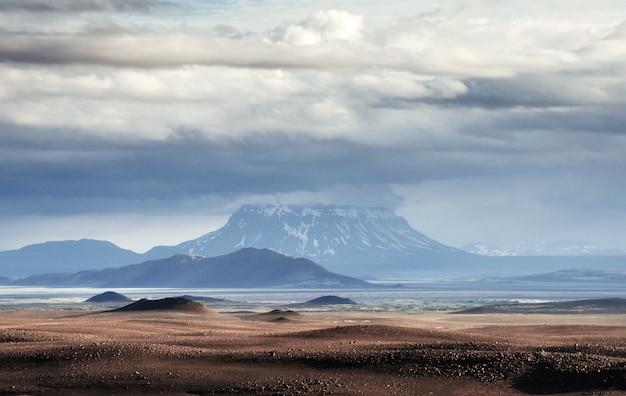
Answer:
xmin=0 ymin=309 xmax=625 ymax=395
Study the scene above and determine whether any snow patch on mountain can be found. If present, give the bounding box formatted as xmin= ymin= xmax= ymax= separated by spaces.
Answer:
xmin=464 ymin=240 xmax=626 ymax=256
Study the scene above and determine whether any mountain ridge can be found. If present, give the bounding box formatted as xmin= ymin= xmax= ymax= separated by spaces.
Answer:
xmin=0 ymin=239 xmax=143 ymax=277
xmin=13 ymin=247 xmax=372 ymax=288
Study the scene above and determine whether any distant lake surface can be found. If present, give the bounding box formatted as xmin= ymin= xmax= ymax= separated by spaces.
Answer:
xmin=1 ymin=279 xmax=624 ymax=311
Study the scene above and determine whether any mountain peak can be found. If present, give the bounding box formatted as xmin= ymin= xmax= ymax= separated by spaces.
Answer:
xmin=239 ymin=204 xmax=397 ymax=220
xmin=146 ymin=204 xmax=468 ymax=275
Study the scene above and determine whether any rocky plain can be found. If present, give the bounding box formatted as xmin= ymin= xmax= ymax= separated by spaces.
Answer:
xmin=1 ymin=297 xmax=625 ymax=395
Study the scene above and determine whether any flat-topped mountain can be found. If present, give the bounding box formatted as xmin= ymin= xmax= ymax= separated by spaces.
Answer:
xmin=145 ymin=204 xmax=471 ymax=275
xmin=14 ymin=248 xmax=371 ymax=288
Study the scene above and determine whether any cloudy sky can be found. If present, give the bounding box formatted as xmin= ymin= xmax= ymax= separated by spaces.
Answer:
xmin=1 ymin=0 xmax=625 ymax=253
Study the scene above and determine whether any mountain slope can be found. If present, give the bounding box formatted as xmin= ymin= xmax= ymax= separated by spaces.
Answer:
xmin=0 ymin=239 xmax=143 ymax=277
xmin=14 ymin=248 xmax=371 ymax=288
xmin=145 ymin=205 xmax=471 ymax=275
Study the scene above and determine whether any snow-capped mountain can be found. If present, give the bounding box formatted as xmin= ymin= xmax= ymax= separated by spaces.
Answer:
xmin=464 ymin=240 xmax=626 ymax=256
xmin=145 ymin=204 xmax=470 ymax=275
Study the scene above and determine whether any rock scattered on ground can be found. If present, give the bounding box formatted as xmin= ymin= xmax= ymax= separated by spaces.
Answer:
xmin=1 ymin=310 xmax=625 ymax=395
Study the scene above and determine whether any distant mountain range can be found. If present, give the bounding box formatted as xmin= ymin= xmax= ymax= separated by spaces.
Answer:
xmin=0 ymin=239 xmax=143 ymax=277
xmin=485 ymin=269 xmax=626 ymax=283
xmin=13 ymin=248 xmax=371 ymax=288
xmin=1 ymin=204 xmax=625 ymax=280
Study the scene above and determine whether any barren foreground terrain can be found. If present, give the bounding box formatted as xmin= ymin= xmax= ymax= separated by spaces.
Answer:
xmin=1 ymin=308 xmax=625 ymax=395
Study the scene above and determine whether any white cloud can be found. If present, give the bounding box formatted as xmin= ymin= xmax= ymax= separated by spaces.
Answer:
xmin=269 ymin=9 xmax=364 ymax=46
xmin=350 ymin=72 xmax=468 ymax=102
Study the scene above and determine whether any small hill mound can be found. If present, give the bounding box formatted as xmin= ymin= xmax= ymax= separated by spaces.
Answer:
xmin=260 ymin=309 xmax=300 ymax=317
xmin=112 ymin=297 xmax=217 ymax=314
xmin=304 ymin=295 xmax=357 ymax=306
xmin=85 ymin=291 xmax=133 ymax=303
xmin=242 ymin=309 xmax=300 ymax=322
xmin=270 ymin=316 xmax=292 ymax=323
xmin=179 ymin=295 xmax=228 ymax=303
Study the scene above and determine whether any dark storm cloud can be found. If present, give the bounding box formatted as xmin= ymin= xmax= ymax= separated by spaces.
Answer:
xmin=491 ymin=104 xmax=626 ymax=136
xmin=0 ymin=33 xmax=365 ymax=69
xmin=0 ymin=124 xmax=514 ymax=216
xmin=0 ymin=0 xmax=174 ymax=14
xmin=375 ymin=72 xmax=619 ymax=113
xmin=456 ymin=74 xmax=613 ymax=109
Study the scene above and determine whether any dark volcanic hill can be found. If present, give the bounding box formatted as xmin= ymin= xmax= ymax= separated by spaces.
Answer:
xmin=112 ymin=297 xmax=216 ymax=314
xmin=85 ymin=291 xmax=133 ymax=303
xmin=145 ymin=204 xmax=472 ymax=275
xmin=304 ymin=296 xmax=357 ymax=306
xmin=14 ymin=248 xmax=371 ymax=288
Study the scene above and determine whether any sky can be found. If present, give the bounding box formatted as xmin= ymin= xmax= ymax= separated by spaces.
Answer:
xmin=1 ymin=0 xmax=625 ymax=253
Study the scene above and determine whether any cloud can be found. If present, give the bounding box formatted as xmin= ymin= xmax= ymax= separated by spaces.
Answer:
xmin=0 ymin=3 xmax=625 ymax=252
xmin=456 ymin=74 xmax=612 ymax=109
xmin=268 ymin=9 xmax=364 ymax=46
xmin=0 ymin=0 xmax=174 ymax=14
xmin=0 ymin=32 xmax=370 ymax=69
xmin=0 ymin=6 xmax=619 ymax=79
xmin=350 ymin=72 xmax=469 ymax=103
xmin=3 ymin=117 xmax=623 ymax=214
xmin=0 ymin=130 xmax=426 ymax=209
